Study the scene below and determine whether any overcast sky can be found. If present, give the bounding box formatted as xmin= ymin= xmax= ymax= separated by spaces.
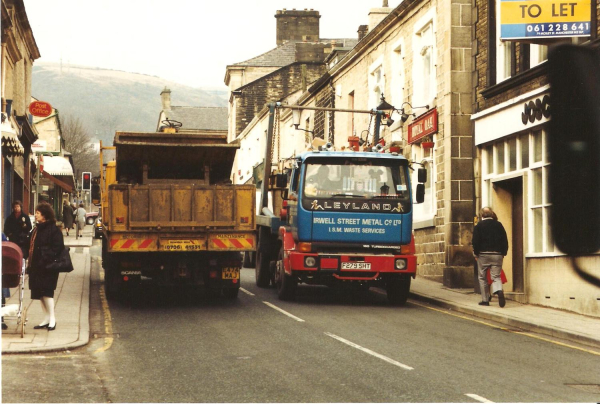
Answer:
xmin=25 ymin=0 xmax=402 ymax=89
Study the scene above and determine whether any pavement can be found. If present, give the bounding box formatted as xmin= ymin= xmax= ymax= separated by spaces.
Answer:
xmin=2 ymin=227 xmax=92 ymax=354
xmin=2 ymin=231 xmax=600 ymax=353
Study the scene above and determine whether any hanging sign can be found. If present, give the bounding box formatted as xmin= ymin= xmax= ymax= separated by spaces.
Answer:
xmin=28 ymin=101 xmax=53 ymax=117
xmin=408 ymin=109 xmax=437 ymax=144
xmin=500 ymin=0 xmax=591 ymax=40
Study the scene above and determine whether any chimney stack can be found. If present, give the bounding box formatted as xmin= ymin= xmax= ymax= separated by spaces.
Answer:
xmin=160 ymin=87 xmax=171 ymax=111
xmin=357 ymin=25 xmax=368 ymax=41
xmin=275 ymin=9 xmax=321 ymax=46
xmin=368 ymin=3 xmax=392 ymax=31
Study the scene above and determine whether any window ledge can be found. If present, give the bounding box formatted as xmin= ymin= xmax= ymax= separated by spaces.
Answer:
xmin=525 ymin=252 xmax=568 ymax=259
xmin=414 ymin=216 xmax=435 ymax=230
xmin=482 ymin=63 xmax=547 ymax=99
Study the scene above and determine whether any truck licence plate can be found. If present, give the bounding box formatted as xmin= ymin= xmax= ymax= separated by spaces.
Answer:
xmin=161 ymin=239 xmax=204 ymax=251
xmin=222 ymin=267 xmax=240 ymax=280
xmin=341 ymin=262 xmax=371 ymax=270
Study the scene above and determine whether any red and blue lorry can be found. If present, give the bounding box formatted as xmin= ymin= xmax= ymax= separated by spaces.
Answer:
xmin=251 ymin=104 xmax=425 ymax=305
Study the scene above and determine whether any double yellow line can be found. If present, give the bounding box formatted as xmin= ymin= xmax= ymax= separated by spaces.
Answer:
xmin=94 ymin=270 xmax=114 ymax=354
xmin=411 ymin=301 xmax=600 ymax=357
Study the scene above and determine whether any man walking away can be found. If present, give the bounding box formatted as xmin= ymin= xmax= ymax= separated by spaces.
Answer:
xmin=472 ymin=207 xmax=509 ymax=307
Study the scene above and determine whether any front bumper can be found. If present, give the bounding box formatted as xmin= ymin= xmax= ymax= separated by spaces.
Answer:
xmin=287 ymin=251 xmax=416 ymax=281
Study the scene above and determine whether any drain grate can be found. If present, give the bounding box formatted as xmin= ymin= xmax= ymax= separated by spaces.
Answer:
xmin=565 ymin=384 xmax=600 ymax=394
xmin=93 ymin=333 xmax=120 ymax=339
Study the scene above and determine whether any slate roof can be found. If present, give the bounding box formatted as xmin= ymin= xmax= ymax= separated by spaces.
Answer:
xmin=234 ymin=42 xmax=297 ymax=67
xmin=162 ymin=106 xmax=228 ymax=131
xmin=233 ymin=39 xmax=360 ymax=67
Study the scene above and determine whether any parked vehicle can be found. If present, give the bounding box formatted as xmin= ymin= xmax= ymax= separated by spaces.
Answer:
xmin=99 ymin=122 xmax=255 ymax=299
xmin=86 ymin=211 xmax=98 ymax=225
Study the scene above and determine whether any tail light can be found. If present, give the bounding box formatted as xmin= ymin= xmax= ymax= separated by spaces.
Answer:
xmin=116 ymin=217 xmax=125 ymax=224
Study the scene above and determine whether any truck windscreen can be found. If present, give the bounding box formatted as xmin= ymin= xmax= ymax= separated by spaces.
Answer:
xmin=301 ymin=159 xmax=411 ymax=214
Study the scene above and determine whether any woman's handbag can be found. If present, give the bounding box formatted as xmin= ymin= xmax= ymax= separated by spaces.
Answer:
xmin=46 ymin=247 xmax=74 ymax=273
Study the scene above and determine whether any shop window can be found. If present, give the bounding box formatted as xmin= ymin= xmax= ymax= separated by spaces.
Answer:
xmin=412 ymin=141 xmax=435 ymax=225
xmin=533 ymin=130 xmax=543 ymax=163
xmin=496 ymin=143 xmax=505 ymax=174
xmin=482 ymin=129 xmax=555 ymax=254
xmin=520 ymin=133 xmax=529 ymax=169
xmin=508 ymin=137 xmax=517 ymax=171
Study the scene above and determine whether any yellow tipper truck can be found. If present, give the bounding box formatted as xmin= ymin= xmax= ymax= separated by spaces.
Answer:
xmin=100 ymin=125 xmax=255 ymax=299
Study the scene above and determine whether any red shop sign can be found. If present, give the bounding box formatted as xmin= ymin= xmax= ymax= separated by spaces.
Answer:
xmin=28 ymin=101 xmax=52 ymax=118
xmin=408 ymin=108 xmax=437 ymax=144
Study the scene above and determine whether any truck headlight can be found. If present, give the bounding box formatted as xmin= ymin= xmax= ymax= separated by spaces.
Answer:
xmin=395 ymin=259 xmax=407 ymax=270
xmin=304 ymin=256 xmax=317 ymax=267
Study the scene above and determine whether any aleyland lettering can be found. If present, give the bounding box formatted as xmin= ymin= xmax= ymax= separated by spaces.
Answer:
xmin=308 ymin=199 xmax=404 ymax=213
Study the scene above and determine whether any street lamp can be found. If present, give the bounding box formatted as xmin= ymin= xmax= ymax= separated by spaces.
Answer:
xmin=398 ymin=102 xmax=430 ymax=123
xmin=373 ymin=94 xmax=396 ymax=146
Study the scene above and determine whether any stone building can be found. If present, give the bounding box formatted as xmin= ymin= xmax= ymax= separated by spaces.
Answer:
xmin=229 ymin=0 xmax=476 ymax=288
xmin=224 ymin=9 xmax=357 ymax=143
xmin=472 ymin=0 xmax=599 ymax=316
xmin=32 ymin=102 xmax=75 ymax=215
xmin=156 ymin=87 xmax=228 ymax=135
xmin=1 ymin=0 xmax=40 ymax=219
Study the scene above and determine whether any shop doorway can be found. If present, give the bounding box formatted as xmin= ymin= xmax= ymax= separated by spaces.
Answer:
xmin=492 ymin=177 xmax=524 ymax=293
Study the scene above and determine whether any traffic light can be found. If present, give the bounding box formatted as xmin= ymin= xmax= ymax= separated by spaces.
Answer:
xmin=82 ymin=172 xmax=92 ymax=190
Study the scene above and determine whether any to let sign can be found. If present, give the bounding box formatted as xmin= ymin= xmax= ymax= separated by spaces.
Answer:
xmin=408 ymin=109 xmax=437 ymax=144
xmin=500 ymin=0 xmax=591 ymax=40
xmin=28 ymin=101 xmax=52 ymax=118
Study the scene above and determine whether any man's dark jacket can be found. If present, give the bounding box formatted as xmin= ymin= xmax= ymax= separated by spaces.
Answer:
xmin=4 ymin=212 xmax=32 ymax=256
xmin=472 ymin=218 xmax=508 ymax=256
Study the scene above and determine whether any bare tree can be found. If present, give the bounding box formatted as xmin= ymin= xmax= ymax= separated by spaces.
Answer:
xmin=61 ymin=114 xmax=99 ymax=176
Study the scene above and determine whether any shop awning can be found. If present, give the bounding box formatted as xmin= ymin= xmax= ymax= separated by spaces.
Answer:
xmin=42 ymin=155 xmax=74 ymax=176
xmin=41 ymin=156 xmax=75 ymax=193
xmin=1 ymin=114 xmax=24 ymax=157
xmin=41 ymin=171 xmax=74 ymax=193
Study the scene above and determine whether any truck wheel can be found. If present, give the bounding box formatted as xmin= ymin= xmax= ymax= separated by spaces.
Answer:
xmin=243 ymin=252 xmax=255 ymax=268
xmin=386 ymin=276 xmax=411 ymax=306
xmin=223 ymin=288 xmax=239 ymax=299
xmin=275 ymin=248 xmax=296 ymax=301
xmin=104 ymin=267 xmax=122 ymax=301
xmin=255 ymin=250 xmax=271 ymax=288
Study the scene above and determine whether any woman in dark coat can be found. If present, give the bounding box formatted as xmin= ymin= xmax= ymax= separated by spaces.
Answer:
xmin=62 ymin=200 xmax=74 ymax=236
xmin=27 ymin=203 xmax=64 ymax=331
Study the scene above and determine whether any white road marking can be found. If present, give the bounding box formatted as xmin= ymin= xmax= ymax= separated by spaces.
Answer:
xmin=262 ymin=301 xmax=305 ymax=322
xmin=465 ymin=393 xmax=494 ymax=403
xmin=240 ymin=288 xmax=255 ymax=296
xmin=324 ymin=332 xmax=413 ymax=370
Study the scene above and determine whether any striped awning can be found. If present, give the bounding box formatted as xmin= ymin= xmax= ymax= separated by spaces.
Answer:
xmin=1 ymin=114 xmax=24 ymax=157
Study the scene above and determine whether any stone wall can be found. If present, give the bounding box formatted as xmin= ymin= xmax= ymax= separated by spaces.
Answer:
xmin=234 ymin=63 xmax=327 ymax=137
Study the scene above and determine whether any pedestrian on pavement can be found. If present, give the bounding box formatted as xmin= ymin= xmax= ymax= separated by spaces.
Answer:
xmin=3 ymin=200 xmax=32 ymax=330
xmin=74 ymin=203 xmax=86 ymax=239
xmin=2 ymin=232 xmax=10 ymax=330
xmin=62 ymin=200 xmax=74 ymax=237
xmin=472 ymin=206 xmax=509 ymax=308
xmin=4 ymin=200 xmax=32 ymax=256
xmin=27 ymin=203 xmax=64 ymax=331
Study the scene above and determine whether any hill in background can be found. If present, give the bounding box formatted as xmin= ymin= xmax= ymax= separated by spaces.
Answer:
xmin=32 ymin=62 xmax=228 ymax=145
